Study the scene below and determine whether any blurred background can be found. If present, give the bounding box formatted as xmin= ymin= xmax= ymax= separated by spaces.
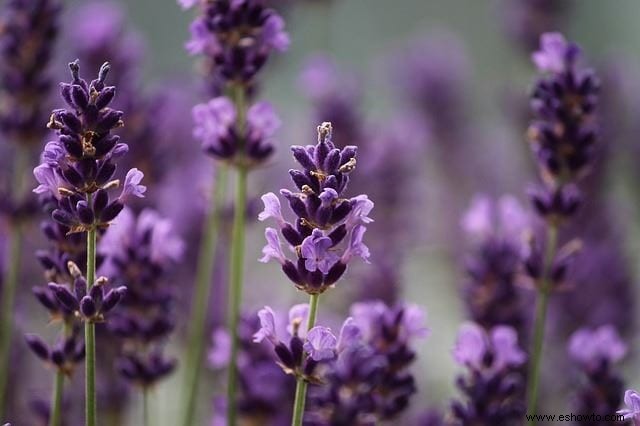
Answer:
xmin=3 ymin=0 xmax=640 ymax=424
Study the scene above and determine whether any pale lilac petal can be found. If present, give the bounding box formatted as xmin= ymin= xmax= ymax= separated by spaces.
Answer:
xmin=119 ymin=168 xmax=146 ymax=201
xmin=253 ymin=306 xmax=278 ymax=345
xmin=259 ymin=228 xmax=286 ymax=264
xmin=491 ymin=326 xmax=526 ymax=370
xmin=287 ymin=304 xmax=309 ymax=338
xmin=341 ymin=225 xmax=370 ymax=264
xmin=208 ymin=328 xmax=231 ymax=368
xmin=258 ymin=192 xmax=285 ymax=226
xmin=304 ymin=326 xmax=337 ymax=361
xmin=461 ymin=194 xmax=492 ymax=240
xmin=247 ymin=102 xmax=281 ymax=138
xmin=337 ymin=317 xmax=361 ymax=352
xmin=452 ymin=322 xmax=487 ymax=369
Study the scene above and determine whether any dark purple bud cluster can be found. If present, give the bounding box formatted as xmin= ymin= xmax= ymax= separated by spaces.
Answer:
xmin=47 ymin=261 xmax=126 ymax=323
xmin=259 ymin=122 xmax=373 ymax=295
xmin=24 ymin=332 xmax=84 ymax=376
xmin=100 ymin=208 xmax=183 ymax=387
xmin=523 ymin=236 xmax=581 ymax=292
xmin=460 ymin=196 xmax=530 ymax=339
xmin=209 ymin=313 xmax=295 ymax=425
xmin=33 ymin=60 xmax=146 ymax=234
xmin=0 ymin=0 xmax=61 ymax=145
xmin=308 ymin=301 xmax=428 ymax=424
xmin=567 ymin=326 xmax=627 ymax=425
xmin=450 ymin=323 xmax=527 ymax=425
xmin=527 ymin=33 xmax=599 ymax=222
xmin=181 ymin=0 xmax=289 ymax=94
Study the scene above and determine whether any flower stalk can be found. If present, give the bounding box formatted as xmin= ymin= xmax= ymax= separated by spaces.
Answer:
xmin=180 ymin=164 xmax=227 ymax=426
xmin=526 ymin=224 xmax=558 ymax=421
xmin=225 ymin=165 xmax=248 ymax=425
xmin=291 ymin=294 xmax=320 ymax=426
xmin=85 ymin=222 xmax=97 ymax=426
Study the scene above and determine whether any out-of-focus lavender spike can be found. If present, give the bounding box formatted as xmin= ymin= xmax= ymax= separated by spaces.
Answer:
xmin=181 ymin=0 xmax=289 ymax=96
xmin=499 ymin=0 xmax=570 ymax=54
xmin=208 ymin=312 xmax=295 ymax=425
xmin=99 ymin=207 xmax=183 ymax=387
xmin=450 ymin=322 xmax=527 ymax=424
xmin=0 ymin=0 xmax=61 ymax=146
xmin=460 ymin=195 xmax=532 ymax=340
xmin=298 ymin=54 xmax=363 ymax=148
xmin=567 ymin=326 xmax=626 ymax=423
xmin=307 ymin=301 xmax=427 ymax=424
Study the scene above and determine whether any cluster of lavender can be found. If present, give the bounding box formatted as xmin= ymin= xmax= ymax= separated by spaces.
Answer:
xmin=450 ymin=322 xmax=527 ymax=424
xmin=522 ymin=32 xmax=602 ymax=414
xmin=258 ymin=122 xmax=372 ymax=294
xmin=24 ymin=60 xmax=144 ymax=425
xmin=567 ymin=326 xmax=626 ymax=423
xmin=0 ymin=1 xmax=62 ymax=416
xmin=0 ymin=0 xmax=61 ymax=148
xmin=181 ymin=0 xmax=289 ymax=95
xmin=460 ymin=196 xmax=531 ymax=338
xmin=307 ymin=301 xmax=428 ymax=425
xmin=208 ymin=312 xmax=295 ymax=425
xmin=99 ymin=208 xmax=183 ymax=387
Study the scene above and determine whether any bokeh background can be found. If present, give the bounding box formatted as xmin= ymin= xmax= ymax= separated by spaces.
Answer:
xmin=5 ymin=0 xmax=640 ymax=424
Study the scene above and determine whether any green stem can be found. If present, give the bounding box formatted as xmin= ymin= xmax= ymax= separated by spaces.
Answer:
xmin=143 ymin=388 xmax=150 ymax=426
xmin=49 ymin=369 xmax=65 ymax=426
xmin=291 ymin=294 xmax=320 ymax=426
xmin=225 ymin=166 xmax=248 ymax=426
xmin=526 ymin=224 xmax=558 ymax=424
xmin=0 ymin=146 xmax=28 ymax=418
xmin=85 ymin=221 xmax=97 ymax=426
xmin=180 ymin=165 xmax=228 ymax=426
xmin=49 ymin=322 xmax=72 ymax=426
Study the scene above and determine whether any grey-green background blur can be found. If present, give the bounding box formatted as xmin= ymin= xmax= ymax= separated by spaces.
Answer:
xmin=56 ymin=0 xmax=640 ymax=424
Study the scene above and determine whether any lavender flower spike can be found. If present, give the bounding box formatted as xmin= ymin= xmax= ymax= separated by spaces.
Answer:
xmin=34 ymin=60 xmax=145 ymax=233
xmin=259 ymin=122 xmax=373 ymax=295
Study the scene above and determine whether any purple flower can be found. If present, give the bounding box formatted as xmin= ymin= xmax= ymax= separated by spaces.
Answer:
xmin=568 ymin=325 xmax=627 ymax=371
xmin=33 ymin=164 xmax=66 ymax=199
xmin=336 ymin=317 xmax=361 ymax=353
xmin=532 ymin=32 xmax=577 ymax=73
xmin=192 ymin=97 xmax=278 ymax=166
xmin=618 ymin=390 xmax=640 ymax=425
xmin=453 ymin=322 xmax=525 ymax=373
xmin=208 ymin=329 xmax=231 ymax=368
xmin=461 ymin=194 xmax=529 ymax=244
xmin=286 ymin=304 xmax=309 ymax=338
xmin=119 ymin=168 xmax=147 ymax=202
xmin=180 ymin=0 xmax=289 ymax=91
xmin=0 ymin=0 xmax=61 ymax=146
xmin=258 ymin=228 xmax=287 ymax=265
xmin=253 ymin=306 xmax=278 ymax=345
xmin=192 ymin=97 xmax=235 ymax=150
xmin=32 ymin=61 xmax=143 ymax=232
xmin=258 ymin=193 xmax=285 ymax=226
xmin=451 ymin=322 xmax=527 ymax=424
xmin=300 ymin=230 xmax=340 ymax=274
xmin=303 ymin=326 xmax=337 ymax=361
xmin=258 ymin=122 xmax=373 ymax=294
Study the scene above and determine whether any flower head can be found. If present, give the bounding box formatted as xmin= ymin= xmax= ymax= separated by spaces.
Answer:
xmin=258 ymin=122 xmax=373 ymax=294
xmin=618 ymin=390 xmax=640 ymax=424
xmin=568 ymin=325 xmax=627 ymax=371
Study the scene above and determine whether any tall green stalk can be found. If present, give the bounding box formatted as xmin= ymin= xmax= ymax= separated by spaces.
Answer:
xmin=526 ymin=224 xmax=558 ymax=424
xmin=180 ymin=164 xmax=228 ymax=426
xmin=225 ymin=166 xmax=248 ymax=426
xmin=49 ymin=369 xmax=65 ymax=426
xmin=291 ymin=294 xmax=320 ymax=426
xmin=0 ymin=146 xmax=28 ymax=418
xmin=143 ymin=388 xmax=150 ymax=426
xmin=85 ymin=211 xmax=97 ymax=426
xmin=49 ymin=322 xmax=72 ymax=426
